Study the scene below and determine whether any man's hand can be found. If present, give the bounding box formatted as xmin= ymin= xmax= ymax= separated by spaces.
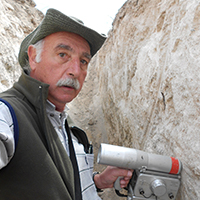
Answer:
xmin=93 ymin=166 xmax=133 ymax=190
xmin=0 ymin=132 xmax=14 ymax=169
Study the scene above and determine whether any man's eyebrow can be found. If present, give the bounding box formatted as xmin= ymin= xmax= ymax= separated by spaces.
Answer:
xmin=55 ymin=44 xmax=73 ymax=51
xmin=83 ymin=52 xmax=92 ymax=60
xmin=55 ymin=43 xmax=91 ymax=60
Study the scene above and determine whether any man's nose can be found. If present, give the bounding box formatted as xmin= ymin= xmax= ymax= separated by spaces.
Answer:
xmin=66 ymin=58 xmax=81 ymax=77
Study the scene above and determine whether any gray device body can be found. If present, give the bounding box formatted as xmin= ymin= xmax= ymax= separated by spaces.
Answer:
xmin=97 ymin=143 xmax=182 ymax=200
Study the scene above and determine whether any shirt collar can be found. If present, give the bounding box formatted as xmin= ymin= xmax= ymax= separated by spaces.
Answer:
xmin=46 ymin=100 xmax=69 ymax=120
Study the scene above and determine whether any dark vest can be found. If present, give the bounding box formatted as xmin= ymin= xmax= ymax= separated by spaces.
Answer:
xmin=0 ymin=72 xmax=82 ymax=200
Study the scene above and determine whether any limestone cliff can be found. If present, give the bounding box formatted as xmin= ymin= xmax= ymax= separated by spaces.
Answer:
xmin=68 ymin=0 xmax=200 ymax=199
xmin=0 ymin=0 xmax=199 ymax=199
xmin=0 ymin=0 xmax=43 ymax=92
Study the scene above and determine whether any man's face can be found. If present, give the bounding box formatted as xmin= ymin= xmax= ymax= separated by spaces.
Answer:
xmin=29 ymin=32 xmax=91 ymax=111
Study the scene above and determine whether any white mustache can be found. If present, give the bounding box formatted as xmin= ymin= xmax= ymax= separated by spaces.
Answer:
xmin=56 ymin=77 xmax=80 ymax=90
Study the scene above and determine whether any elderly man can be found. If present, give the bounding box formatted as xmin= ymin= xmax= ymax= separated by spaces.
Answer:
xmin=0 ymin=9 xmax=132 ymax=200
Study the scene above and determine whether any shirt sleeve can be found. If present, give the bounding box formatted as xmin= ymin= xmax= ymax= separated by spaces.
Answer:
xmin=0 ymin=101 xmax=15 ymax=169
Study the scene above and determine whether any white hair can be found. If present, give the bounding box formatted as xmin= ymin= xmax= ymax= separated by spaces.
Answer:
xmin=24 ymin=39 xmax=44 ymax=74
xmin=56 ymin=77 xmax=80 ymax=90
xmin=32 ymin=39 xmax=45 ymax=63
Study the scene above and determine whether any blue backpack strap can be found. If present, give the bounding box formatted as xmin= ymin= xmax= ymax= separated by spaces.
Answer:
xmin=0 ymin=98 xmax=19 ymax=148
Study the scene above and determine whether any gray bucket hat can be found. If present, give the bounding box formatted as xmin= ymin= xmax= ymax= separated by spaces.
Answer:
xmin=18 ymin=8 xmax=107 ymax=68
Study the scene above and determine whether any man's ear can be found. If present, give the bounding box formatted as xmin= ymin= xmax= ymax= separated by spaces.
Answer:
xmin=27 ymin=45 xmax=37 ymax=70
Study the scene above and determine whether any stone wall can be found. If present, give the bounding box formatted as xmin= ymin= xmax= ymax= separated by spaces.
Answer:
xmin=0 ymin=0 xmax=200 ymax=199
xmin=0 ymin=0 xmax=43 ymax=92
xmin=68 ymin=0 xmax=200 ymax=199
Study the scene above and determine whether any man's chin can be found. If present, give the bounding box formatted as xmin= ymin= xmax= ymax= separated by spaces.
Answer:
xmin=61 ymin=94 xmax=78 ymax=104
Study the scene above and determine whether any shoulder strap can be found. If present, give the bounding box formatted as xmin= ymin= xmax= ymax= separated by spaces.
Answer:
xmin=65 ymin=121 xmax=83 ymax=200
xmin=0 ymin=98 xmax=19 ymax=149
xmin=70 ymin=126 xmax=91 ymax=154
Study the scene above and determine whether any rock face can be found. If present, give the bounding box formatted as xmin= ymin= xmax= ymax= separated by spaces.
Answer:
xmin=68 ymin=0 xmax=200 ymax=199
xmin=0 ymin=0 xmax=200 ymax=199
xmin=0 ymin=0 xmax=43 ymax=92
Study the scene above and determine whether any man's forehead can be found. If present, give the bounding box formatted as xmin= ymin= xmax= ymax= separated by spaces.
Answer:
xmin=41 ymin=32 xmax=91 ymax=57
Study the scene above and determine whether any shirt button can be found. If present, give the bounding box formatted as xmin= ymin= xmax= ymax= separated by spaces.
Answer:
xmin=50 ymin=113 xmax=54 ymax=117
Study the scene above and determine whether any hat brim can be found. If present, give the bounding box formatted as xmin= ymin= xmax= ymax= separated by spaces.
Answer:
xmin=18 ymin=8 xmax=106 ymax=68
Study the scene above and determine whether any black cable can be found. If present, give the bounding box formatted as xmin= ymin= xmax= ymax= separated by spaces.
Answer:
xmin=115 ymin=189 xmax=128 ymax=197
xmin=139 ymin=189 xmax=158 ymax=199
